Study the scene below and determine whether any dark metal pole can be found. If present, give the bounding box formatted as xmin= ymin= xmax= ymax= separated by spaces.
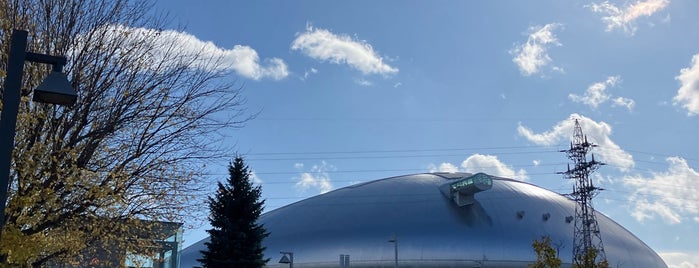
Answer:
xmin=394 ymin=238 xmax=398 ymax=268
xmin=280 ymin=251 xmax=293 ymax=268
xmin=0 ymin=29 xmax=29 ymax=242
xmin=389 ymin=235 xmax=398 ymax=268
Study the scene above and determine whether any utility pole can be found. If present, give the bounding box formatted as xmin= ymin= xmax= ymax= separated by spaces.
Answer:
xmin=559 ymin=119 xmax=607 ymax=266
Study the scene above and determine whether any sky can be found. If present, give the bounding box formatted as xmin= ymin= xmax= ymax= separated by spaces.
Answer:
xmin=148 ymin=0 xmax=699 ymax=266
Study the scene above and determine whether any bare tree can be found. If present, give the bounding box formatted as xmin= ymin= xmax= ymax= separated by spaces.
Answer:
xmin=0 ymin=0 xmax=249 ymax=266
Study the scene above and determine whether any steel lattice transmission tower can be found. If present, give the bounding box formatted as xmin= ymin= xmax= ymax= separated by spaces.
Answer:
xmin=559 ymin=119 xmax=607 ymax=266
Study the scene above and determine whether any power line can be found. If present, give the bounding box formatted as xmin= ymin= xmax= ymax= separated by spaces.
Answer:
xmin=238 ymin=145 xmax=697 ymax=160
xmin=254 ymin=116 xmax=563 ymax=122
xmin=200 ymin=162 xmax=567 ymax=177
xmin=625 ymin=149 xmax=699 ymax=163
xmin=247 ymin=150 xmax=559 ymax=161
xmin=244 ymin=145 xmax=552 ymax=156
xmin=258 ymin=190 xmax=699 ymax=211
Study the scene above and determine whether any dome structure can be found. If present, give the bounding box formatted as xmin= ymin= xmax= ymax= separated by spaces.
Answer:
xmin=180 ymin=172 xmax=666 ymax=267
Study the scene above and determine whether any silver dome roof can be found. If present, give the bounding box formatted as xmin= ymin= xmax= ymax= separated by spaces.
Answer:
xmin=181 ymin=173 xmax=666 ymax=267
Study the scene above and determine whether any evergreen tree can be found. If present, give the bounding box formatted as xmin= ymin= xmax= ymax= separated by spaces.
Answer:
xmin=198 ymin=157 xmax=269 ymax=268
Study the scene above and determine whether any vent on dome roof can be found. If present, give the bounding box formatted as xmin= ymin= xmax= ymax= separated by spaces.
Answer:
xmin=439 ymin=172 xmax=493 ymax=207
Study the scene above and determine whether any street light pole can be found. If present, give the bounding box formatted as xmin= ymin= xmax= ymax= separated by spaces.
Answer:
xmin=279 ymin=251 xmax=293 ymax=268
xmin=388 ymin=235 xmax=398 ymax=268
xmin=0 ymin=29 xmax=77 ymax=243
xmin=0 ymin=30 xmax=30 ymax=242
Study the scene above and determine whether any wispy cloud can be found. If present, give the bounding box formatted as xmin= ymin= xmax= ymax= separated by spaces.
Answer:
xmin=517 ymin=113 xmax=634 ymax=171
xmin=295 ymin=161 xmax=334 ymax=194
xmin=461 ymin=154 xmax=528 ymax=180
xmin=659 ymin=251 xmax=699 ymax=268
xmin=588 ymin=0 xmax=670 ymax=35
xmin=74 ymin=25 xmax=289 ymax=80
xmin=624 ymin=157 xmax=699 ymax=224
xmin=569 ymin=76 xmax=620 ymax=109
xmin=569 ymin=76 xmax=635 ymax=111
xmin=429 ymin=162 xmax=459 ymax=173
xmin=429 ymin=154 xmax=528 ymax=181
xmin=301 ymin=67 xmax=318 ymax=81
xmin=291 ymin=25 xmax=398 ymax=75
xmin=354 ymin=78 xmax=373 ymax=86
xmin=674 ymin=54 xmax=699 ymax=116
xmin=510 ymin=23 xmax=563 ymax=76
xmin=250 ymin=171 xmax=263 ymax=185
xmin=612 ymin=96 xmax=635 ymax=110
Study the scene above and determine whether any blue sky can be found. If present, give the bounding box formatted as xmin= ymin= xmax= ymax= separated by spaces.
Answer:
xmin=150 ymin=0 xmax=699 ymax=266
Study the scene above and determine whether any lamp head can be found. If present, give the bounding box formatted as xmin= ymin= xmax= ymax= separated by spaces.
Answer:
xmin=278 ymin=255 xmax=291 ymax=264
xmin=33 ymin=70 xmax=77 ymax=106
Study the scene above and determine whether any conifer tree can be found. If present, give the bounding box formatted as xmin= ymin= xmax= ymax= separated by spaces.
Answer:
xmin=198 ymin=157 xmax=269 ymax=267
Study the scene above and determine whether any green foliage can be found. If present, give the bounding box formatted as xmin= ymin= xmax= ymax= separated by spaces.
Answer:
xmin=1 ymin=0 xmax=249 ymax=266
xmin=529 ymin=235 xmax=609 ymax=268
xmin=198 ymin=157 xmax=270 ymax=268
xmin=529 ymin=236 xmax=562 ymax=268
xmin=572 ymin=247 xmax=609 ymax=268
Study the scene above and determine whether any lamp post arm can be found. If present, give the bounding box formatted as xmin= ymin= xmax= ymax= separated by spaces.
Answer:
xmin=0 ymin=29 xmax=29 ymax=239
xmin=25 ymin=52 xmax=67 ymax=72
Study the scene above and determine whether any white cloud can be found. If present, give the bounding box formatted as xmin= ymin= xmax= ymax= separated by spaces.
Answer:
xmin=533 ymin=160 xmax=541 ymax=166
xmin=291 ymin=25 xmax=398 ymax=75
xmin=295 ymin=161 xmax=334 ymax=194
xmin=588 ymin=0 xmax=670 ymax=35
xmin=551 ymin=66 xmax=566 ymax=74
xmin=659 ymin=251 xmax=699 ymax=268
xmin=354 ymin=78 xmax=373 ymax=86
xmin=674 ymin=54 xmax=699 ymax=116
xmin=250 ymin=171 xmax=263 ymax=184
xmin=224 ymin=47 xmax=289 ymax=80
xmin=612 ymin=96 xmax=636 ymax=110
xmin=73 ymin=24 xmax=288 ymax=80
xmin=301 ymin=68 xmax=318 ymax=81
xmin=429 ymin=154 xmax=527 ymax=180
xmin=569 ymin=76 xmax=634 ymax=111
xmin=461 ymin=154 xmax=528 ymax=180
xmin=623 ymin=157 xmax=699 ymax=224
xmin=569 ymin=76 xmax=616 ymax=108
xmin=517 ymin=113 xmax=634 ymax=171
xmin=510 ymin=23 xmax=562 ymax=76
xmin=428 ymin=163 xmax=460 ymax=173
